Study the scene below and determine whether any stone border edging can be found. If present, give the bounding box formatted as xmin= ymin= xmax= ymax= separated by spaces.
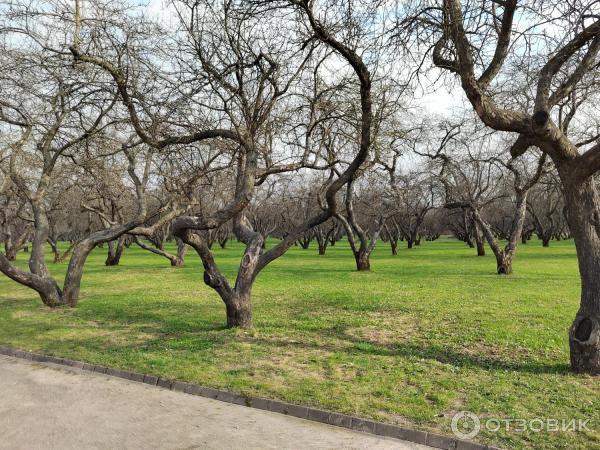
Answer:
xmin=0 ymin=345 xmax=502 ymax=450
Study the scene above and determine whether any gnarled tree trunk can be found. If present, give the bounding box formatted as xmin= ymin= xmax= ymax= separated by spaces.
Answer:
xmin=562 ymin=176 xmax=600 ymax=374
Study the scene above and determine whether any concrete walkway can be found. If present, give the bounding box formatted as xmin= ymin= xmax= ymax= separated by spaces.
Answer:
xmin=0 ymin=355 xmax=431 ymax=450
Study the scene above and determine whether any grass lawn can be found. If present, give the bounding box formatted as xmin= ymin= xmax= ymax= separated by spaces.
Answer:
xmin=0 ymin=237 xmax=598 ymax=449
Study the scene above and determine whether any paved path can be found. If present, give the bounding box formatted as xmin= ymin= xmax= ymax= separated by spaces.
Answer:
xmin=0 ymin=355 xmax=431 ymax=450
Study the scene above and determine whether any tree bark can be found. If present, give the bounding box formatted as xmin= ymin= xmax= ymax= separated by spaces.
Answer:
xmin=354 ymin=251 xmax=371 ymax=271
xmin=225 ymin=292 xmax=252 ymax=328
xmin=62 ymin=240 xmax=97 ymax=306
xmin=318 ymin=242 xmax=326 ymax=255
xmin=473 ymin=220 xmax=486 ymax=256
xmin=495 ymin=251 xmax=513 ymax=275
xmin=561 ymin=176 xmax=600 ymax=374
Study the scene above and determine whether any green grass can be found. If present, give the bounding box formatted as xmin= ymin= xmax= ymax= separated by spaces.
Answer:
xmin=0 ymin=238 xmax=598 ymax=449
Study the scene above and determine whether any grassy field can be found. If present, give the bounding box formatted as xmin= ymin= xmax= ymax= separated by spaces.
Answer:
xmin=0 ymin=237 xmax=598 ymax=449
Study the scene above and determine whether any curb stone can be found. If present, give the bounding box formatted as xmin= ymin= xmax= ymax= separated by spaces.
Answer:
xmin=0 ymin=345 xmax=502 ymax=450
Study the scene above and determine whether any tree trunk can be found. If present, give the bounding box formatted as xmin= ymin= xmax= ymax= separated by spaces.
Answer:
xmin=0 ymin=252 xmax=65 ymax=307
xmin=39 ymin=285 xmax=64 ymax=306
xmin=62 ymin=240 xmax=97 ymax=307
xmin=542 ymin=236 xmax=551 ymax=247
xmin=495 ymin=251 xmax=513 ymax=275
xmin=354 ymin=251 xmax=370 ymax=271
xmin=225 ymin=292 xmax=252 ymax=328
xmin=390 ymin=239 xmax=398 ymax=256
xmin=476 ymin=239 xmax=486 ymax=256
xmin=462 ymin=208 xmax=474 ymax=248
xmin=170 ymin=237 xmax=187 ymax=267
xmin=473 ymin=221 xmax=486 ymax=256
xmin=407 ymin=240 xmax=414 ymax=249
xmin=299 ymin=237 xmax=311 ymax=249
xmin=318 ymin=242 xmax=326 ymax=255
xmin=105 ymin=237 xmax=125 ymax=266
xmin=561 ymin=176 xmax=600 ymax=374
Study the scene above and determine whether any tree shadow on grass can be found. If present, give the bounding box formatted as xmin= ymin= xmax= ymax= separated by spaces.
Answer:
xmin=244 ymin=330 xmax=571 ymax=376
xmin=0 ymin=294 xmax=571 ymax=376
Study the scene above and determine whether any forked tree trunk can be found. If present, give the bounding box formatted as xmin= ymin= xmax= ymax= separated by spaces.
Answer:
xmin=470 ymin=188 xmax=530 ymax=277
xmin=105 ymin=237 xmax=125 ymax=266
xmin=191 ymin=221 xmax=263 ymax=330
xmin=39 ymin=284 xmax=64 ymax=306
xmin=314 ymin=229 xmax=330 ymax=256
xmin=354 ymin=250 xmax=371 ymax=271
xmin=318 ymin=241 xmax=327 ymax=255
xmin=561 ymin=176 xmax=600 ymax=374
xmin=54 ymin=243 xmax=75 ymax=264
xmin=48 ymin=239 xmax=62 ymax=263
xmin=495 ymin=251 xmax=513 ymax=275
xmin=299 ymin=236 xmax=311 ymax=249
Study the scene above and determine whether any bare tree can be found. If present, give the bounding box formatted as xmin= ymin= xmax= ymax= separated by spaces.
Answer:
xmin=335 ymin=180 xmax=384 ymax=271
xmin=401 ymin=0 xmax=600 ymax=372
xmin=0 ymin=18 xmax=158 ymax=306
xmin=528 ymin=172 xmax=564 ymax=247
xmin=74 ymin=0 xmax=378 ymax=328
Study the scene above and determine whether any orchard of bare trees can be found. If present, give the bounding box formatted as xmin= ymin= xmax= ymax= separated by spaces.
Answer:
xmin=1 ymin=0 xmax=600 ymax=376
